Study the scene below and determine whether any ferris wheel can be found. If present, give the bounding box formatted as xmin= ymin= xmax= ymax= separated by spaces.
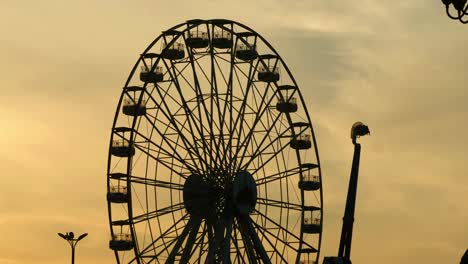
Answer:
xmin=106 ymin=19 xmax=323 ymax=264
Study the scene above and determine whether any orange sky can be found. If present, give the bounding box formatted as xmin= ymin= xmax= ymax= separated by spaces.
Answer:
xmin=1 ymin=1 xmax=467 ymax=263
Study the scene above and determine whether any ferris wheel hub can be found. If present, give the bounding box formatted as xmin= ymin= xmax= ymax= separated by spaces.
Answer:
xmin=182 ymin=170 xmax=258 ymax=218
xmin=232 ymin=170 xmax=257 ymax=215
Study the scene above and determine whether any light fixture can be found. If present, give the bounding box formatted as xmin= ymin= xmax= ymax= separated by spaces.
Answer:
xmin=442 ymin=0 xmax=468 ymax=24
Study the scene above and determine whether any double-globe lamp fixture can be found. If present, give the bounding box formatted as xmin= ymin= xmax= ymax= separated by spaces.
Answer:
xmin=442 ymin=0 xmax=468 ymax=23
xmin=58 ymin=232 xmax=88 ymax=264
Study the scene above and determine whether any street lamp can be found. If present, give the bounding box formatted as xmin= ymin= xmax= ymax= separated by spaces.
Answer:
xmin=442 ymin=0 xmax=468 ymax=24
xmin=58 ymin=231 xmax=88 ymax=264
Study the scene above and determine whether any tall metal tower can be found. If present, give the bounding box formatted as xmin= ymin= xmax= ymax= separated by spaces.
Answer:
xmin=324 ymin=122 xmax=370 ymax=264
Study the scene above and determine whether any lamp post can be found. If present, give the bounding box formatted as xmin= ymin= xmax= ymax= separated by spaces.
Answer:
xmin=442 ymin=0 xmax=468 ymax=24
xmin=58 ymin=232 xmax=88 ymax=264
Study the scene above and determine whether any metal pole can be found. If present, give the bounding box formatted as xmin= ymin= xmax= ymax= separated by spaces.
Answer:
xmin=338 ymin=143 xmax=361 ymax=261
xmin=71 ymin=244 xmax=75 ymax=264
xmin=58 ymin=232 xmax=88 ymax=264
xmin=334 ymin=122 xmax=369 ymax=264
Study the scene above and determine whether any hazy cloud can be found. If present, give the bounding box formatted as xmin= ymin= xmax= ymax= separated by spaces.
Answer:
xmin=1 ymin=0 xmax=467 ymax=263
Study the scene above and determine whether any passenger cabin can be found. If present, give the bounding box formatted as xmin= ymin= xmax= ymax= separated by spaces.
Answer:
xmin=257 ymin=54 xmax=280 ymax=82
xmin=140 ymin=65 xmax=163 ymax=83
xmin=107 ymin=186 xmax=128 ymax=203
xmin=235 ymin=32 xmax=257 ymax=61
xmin=298 ymin=163 xmax=320 ymax=191
xmin=303 ymin=206 xmax=321 ymax=234
xmin=290 ymin=134 xmax=312 ymax=150
xmin=276 ymin=97 xmax=298 ymax=113
xmin=111 ymin=139 xmax=135 ymax=157
xmin=161 ymin=42 xmax=185 ymax=60
xmin=186 ymin=31 xmax=209 ymax=49
xmin=122 ymin=98 xmax=146 ymax=116
xmin=235 ymin=43 xmax=258 ymax=61
xmin=109 ymin=233 xmax=134 ymax=251
xmin=299 ymin=174 xmax=320 ymax=191
xmin=258 ymin=65 xmax=280 ymax=82
xmin=212 ymin=30 xmax=233 ymax=49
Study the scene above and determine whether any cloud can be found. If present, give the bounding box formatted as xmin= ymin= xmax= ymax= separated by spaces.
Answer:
xmin=1 ymin=1 xmax=467 ymax=263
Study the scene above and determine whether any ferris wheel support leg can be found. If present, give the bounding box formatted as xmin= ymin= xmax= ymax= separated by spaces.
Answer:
xmin=205 ymin=212 xmax=234 ymax=263
xmin=237 ymin=215 xmax=272 ymax=264
xmin=180 ymin=217 xmax=203 ymax=264
xmin=222 ymin=213 xmax=234 ymax=264
xmin=166 ymin=217 xmax=198 ymax=264
xmin=236 ymin=218 xmax=257 ymax=264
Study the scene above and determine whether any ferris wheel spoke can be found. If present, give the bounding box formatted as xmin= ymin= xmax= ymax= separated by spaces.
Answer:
xmin=132 ymin=140 xmax=193 ymax=178
xmin=244 ymin=121 xmax=310 ymax=175
xmin=230 ymin=61 xmax=256 ymax=144
xmin=241 ymin=100 xmax=292 ymax=176
xmin=139 ymin=98 xmax=206 ymax=174
xmin=250 ymin=220 xmax=299 ymax=255
xmin=212 ymin=55 xmax=229 ymax=87
xmin=254 ymin=209 xmax=316 ymax=252
xmin=130 ymin=202 xmax=185 ymax=224
xmin=217 ymin=51 xmax=237 ymax=168
xmin=255 ymin=166 xmax=299 ymax=186
xmin=217 ymin=65 xmax=255 ymax=172
xmin=154 ymin=65 xmax=209 ymax=172
xmin=217 ymin=80 xmax=254 ymax=171
xmin=232 ymin=84 xmax=280 ymax=170
xmin=190 ymin=52 xmax=227 ymax=170
xmin=171 ymin=70 xmax=220 ymax=173
xmin=211 ymin=55 xmax=236 ymax=156
xmin=238 ymin=123 xmax=290 ymax=173
xmin=236 ymin=215 xmax=271 ymax=264
xmin=217 ymin=77 xmax=239 ymax=173
xmin=237 ymin=104 xmax=287 ymax=166
xmin=256 ymin=198 xmax=303 ymax=211
xmin=206 ymin=55 xmax=234 ymax=169
xmin=161 ymin=60 xmax=217 ymax=174
xmin=246 ymin=141 xmax=290 ymax=177
xmin=149 ymin=82 xmax=211 ymax=174
xmin=249 ymin=220 xmax=288 ymax=263
xmin=136 ymin=213 xmax=189 ymax=259
xmin=207 ymin=56 xmax=232 ymax=169
xmin=127 ymin=175 xmax=184 ymax=190
xmin=232 ymin=60 xmax=253 ymax=80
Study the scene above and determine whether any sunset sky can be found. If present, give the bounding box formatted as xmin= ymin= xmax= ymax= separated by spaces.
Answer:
xmin=1 ymin=1 xmax=467 ymax=263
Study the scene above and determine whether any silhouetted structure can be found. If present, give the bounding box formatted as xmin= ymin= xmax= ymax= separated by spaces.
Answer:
xmin=442 ymin=0 xmax=468 ymax=23
xmin=461 ymin=249 xmax=468 ymax=264
xmin=58 ymin=231 xmax=88 ymax=264
xmin=324 ymin=122 xmax=370 ymax=264
xmin=107 ymin=19 xmax=324 ymax=263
